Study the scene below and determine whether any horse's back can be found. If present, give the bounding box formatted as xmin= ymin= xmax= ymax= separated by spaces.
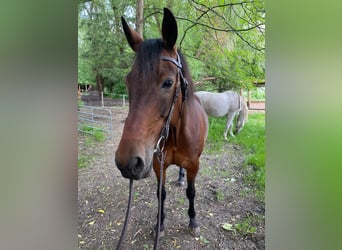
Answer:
xmin=195 ymin=91 xmax=238 ymax=117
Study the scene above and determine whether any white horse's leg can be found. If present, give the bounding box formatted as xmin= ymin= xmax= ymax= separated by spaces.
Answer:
xmin=224 ymin=112 xmax=236 ymax=140
xmin=229 ymin=112 xmax=237 ymax=137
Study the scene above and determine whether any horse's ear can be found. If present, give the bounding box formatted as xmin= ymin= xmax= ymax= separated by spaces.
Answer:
xmin=162 ymin=8 xmax=178 ymax=50
xmin=121 ymin=16 xmax=144 ymax=52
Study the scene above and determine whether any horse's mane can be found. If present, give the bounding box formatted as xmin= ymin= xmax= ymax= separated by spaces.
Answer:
xmin=133 ymin=38 xmax=194 ymax=98
xmin=177 ymin=50 xmax=194 ymax=98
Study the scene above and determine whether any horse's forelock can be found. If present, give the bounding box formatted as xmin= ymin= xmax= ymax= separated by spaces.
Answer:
xmin=131 ymin=40 xmax=194 ymax=98
xmin=134 ymin=39 xmax=163 ymax=83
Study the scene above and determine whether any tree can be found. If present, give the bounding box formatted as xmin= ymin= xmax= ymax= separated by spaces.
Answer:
xmin=78 ymin=0 xmax=135 ymax=94
xmin=78 ymin=0 xmax=265 ymax=95
xmin=136 ymin=0 xmax=144 ymax=36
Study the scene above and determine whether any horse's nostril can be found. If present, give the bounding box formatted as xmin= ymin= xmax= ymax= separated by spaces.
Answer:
xmin=128 ymin=157 xmax=145 ymax=175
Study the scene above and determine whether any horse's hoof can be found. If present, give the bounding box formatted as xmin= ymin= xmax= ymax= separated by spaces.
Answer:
xmin=176 ymin=180 xmax=185 ymax=186
xmin=189 ymin=226 xmax=200 ymax=237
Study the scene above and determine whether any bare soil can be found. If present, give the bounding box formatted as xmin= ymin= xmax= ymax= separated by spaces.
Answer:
xmin=78 ymin=106 xmax=264 ymax=249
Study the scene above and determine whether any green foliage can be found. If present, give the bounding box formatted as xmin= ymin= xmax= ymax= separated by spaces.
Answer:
xmin=78 ymin=0 xmax=134 ymax=93
xmin=251 ymin=87 xmax=265 ymax=100
xmin=78 ymin=0 xmax=265 ymax=94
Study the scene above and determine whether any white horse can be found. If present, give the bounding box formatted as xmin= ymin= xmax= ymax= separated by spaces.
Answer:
xmin=195 ymin=90 xmax=248 ymax=140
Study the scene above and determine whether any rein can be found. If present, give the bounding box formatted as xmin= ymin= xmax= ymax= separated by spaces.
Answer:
xmin=116 ymin=179 xmax=133 ymax=250
xmin=116 ymin=52 xmax=188 ymax=250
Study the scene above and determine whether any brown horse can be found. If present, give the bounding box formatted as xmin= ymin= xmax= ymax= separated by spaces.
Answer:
xmin=115 ymin=8 xmax=208 ymax=237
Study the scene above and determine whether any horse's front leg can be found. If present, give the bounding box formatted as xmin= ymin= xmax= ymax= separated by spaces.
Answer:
xmin=186 ymin=167 xmax=200 ymax=236
xmin=224 ymin=112 xmax=236 ymax=140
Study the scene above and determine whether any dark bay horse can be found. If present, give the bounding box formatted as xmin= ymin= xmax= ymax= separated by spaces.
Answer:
xmin=115 ymin=8 xmax=208 ymax=238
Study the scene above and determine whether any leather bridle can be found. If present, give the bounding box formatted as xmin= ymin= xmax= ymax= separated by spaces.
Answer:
xmin=156 ymin=51 xmax=189 ymax=147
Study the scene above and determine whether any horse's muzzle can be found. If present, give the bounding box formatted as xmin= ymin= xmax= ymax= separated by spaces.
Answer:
xmin=115 ymin=155 xmax=152 ymax=180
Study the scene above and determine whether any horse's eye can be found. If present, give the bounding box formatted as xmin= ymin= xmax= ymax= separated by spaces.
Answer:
xmin=162 ymin=79 xmax=174 ymax=89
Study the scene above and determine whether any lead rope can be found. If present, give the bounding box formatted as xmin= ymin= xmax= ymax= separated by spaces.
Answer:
xmin=154 ymin=139 xmax=166 ymax=250
xmin=153 ymin=85 xmax=179 ymax=250
xmin=116 ymin=179 xmax=134 ymax=250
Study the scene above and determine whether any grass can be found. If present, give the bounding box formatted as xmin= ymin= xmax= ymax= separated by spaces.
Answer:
xmin=234 ymin=213 xmax=258 ymax=237
xmin=78 ymin=126 xmax=106 ymax=168
xmin=79 ymin=125 xmax=106 ymax=142
xmin=206 ymin=113 xmax=265 ymax=198
xmin=233 ymin=113 xmax=265 ymax=198
xmin=78 ymin=154 xmax=94 ymax=168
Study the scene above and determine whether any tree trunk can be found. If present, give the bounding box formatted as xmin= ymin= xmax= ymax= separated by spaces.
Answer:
xmin=136 ymin=0 xmax=144 ymax=36
xmin=95 ymin=73 xmax=104 ymax=93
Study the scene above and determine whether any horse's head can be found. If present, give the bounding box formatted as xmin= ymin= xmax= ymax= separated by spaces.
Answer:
xmin=115 ymin=8 xmax=182 ymax=180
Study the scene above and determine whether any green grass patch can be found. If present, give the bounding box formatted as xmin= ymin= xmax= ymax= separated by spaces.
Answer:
xmin=205 ymin=117 xmax=227 ymax=153
xmin=78 ymin=154 xmax=93 ymax=168
xmin=78 ymin=99 xmax=84 ymax=108
xmin=234 ymin=213 xmax=259 ymax=237
xmin=206 ymin=113 xmax=265 ymax=198
xmin=78 ymin=126 xmax=105 ymax=168
xmin=232 ymin=113 xmax=265 ymax=197
xmin=79 ymin=125 xmax=106 ymax=142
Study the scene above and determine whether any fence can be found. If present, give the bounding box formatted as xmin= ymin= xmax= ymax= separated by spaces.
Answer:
xmin=111 ymin=94 xmax=127 ymax=107
xmin=248 ymin=100 xmax=265 ymax=111
xmin=80 ymin=91 xmax=128 ymax=107
xmin=78 ymin=106 xmax=113 ymax=139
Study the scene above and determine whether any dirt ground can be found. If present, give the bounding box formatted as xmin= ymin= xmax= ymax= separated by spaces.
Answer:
xmin=78 ymin=106 xmax=264 ymax=249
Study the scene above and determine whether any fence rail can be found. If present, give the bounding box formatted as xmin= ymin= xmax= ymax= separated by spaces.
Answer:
xmin=78 ymin=106 xmax=113 ymax=139
xmin=248 ymin=100 xmax=265 ymax=111
xmin=80 ymin=91 xmax=128 ymax=107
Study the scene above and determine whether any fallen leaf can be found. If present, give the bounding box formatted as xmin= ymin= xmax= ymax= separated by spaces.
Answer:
xmin=98 ymin=209 xmax=105 ymax=214
xmin=88 ymin=220 xmax=95 ymax=225
xmin=200 ymin=235 xmax=209 ymax=244
xmin=221 ymin=223 xmax=234 ymax=231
